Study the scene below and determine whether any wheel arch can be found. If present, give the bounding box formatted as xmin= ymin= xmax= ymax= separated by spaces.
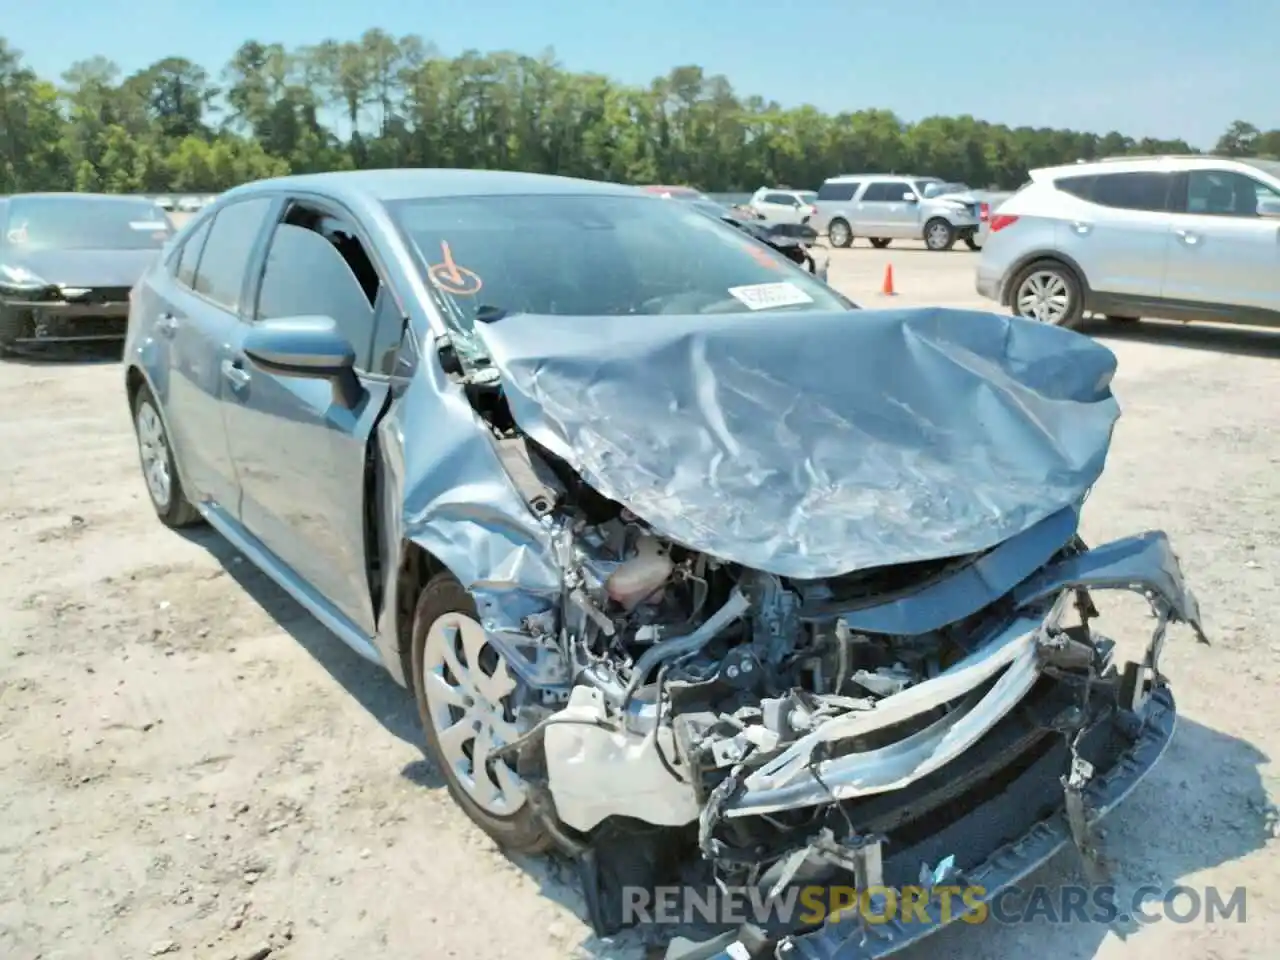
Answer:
xmin=1000 ymin=250 xmax=1093 ymax=307
xmin=388 ymin=539 xmax=448 ymax=686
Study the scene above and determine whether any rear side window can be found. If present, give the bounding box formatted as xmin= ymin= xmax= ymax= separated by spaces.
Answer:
xmin=1089 ymin=172 xmax=1173 ymax=212
xmin=1055 ymin=175 xmax=1095 ymax=200
xmin=174 ymin=217 xmax=213 ymax=290
xmin=192 ymin=197 xmax=273 ymax=311
xmin=862 ymin=182 xmax=906 ymax=202
xmin=817 ymin=181 xmax=859 ymax=202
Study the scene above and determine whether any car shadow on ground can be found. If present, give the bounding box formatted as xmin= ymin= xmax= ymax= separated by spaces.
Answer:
xmin=179 ymin=525 xmax=429 ymax=758
xmin=882 ymin=715 xmax=1271 ymax=960
xmin=1084 ymin=317 xmax=1280 ymax=359
xmin=178 ymin=524 xmax=1273 ymax=960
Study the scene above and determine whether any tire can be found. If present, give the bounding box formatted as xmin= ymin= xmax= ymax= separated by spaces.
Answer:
xmin=411 ymin=572 xmax=551 ymax=854
xmin=869 ymin=238 xmax=891 ymax=249
xmin=827 ymin=218 xmax=853 ymax=248
xmin=1009 ymin=260 xmax=1085 ymax=328
xmin=924 ymin=218 xmax=956 ymax=252
xmin=131 ymin=383 xmax=202 ymax=528
xmin=963 ymin=233 xmax=981 ymax=251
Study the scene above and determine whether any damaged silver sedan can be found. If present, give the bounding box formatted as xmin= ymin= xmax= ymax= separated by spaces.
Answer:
xmin=122 ymin=169 xmax=1207 ymax=959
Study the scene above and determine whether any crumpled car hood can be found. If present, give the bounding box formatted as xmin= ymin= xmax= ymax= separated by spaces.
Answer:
xmin=476 ymin=307 xmax=1120 ymax=580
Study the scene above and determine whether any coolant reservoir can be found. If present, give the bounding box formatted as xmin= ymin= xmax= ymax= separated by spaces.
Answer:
xmin=606 ymin=537 xmax=673 ymax=610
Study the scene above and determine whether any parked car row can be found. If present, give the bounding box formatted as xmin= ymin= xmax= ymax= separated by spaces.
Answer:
xmin=152 ymin=194 xmax=218 ymax=213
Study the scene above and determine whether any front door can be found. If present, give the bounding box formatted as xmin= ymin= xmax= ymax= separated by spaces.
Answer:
xmin=1163 ymin=168 xmax=1280 ymax=315
xmin=220 ymin=199 xmax=397 ymax=634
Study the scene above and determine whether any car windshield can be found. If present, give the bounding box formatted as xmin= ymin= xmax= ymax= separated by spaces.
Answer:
xmin=390 ymin=193 xmax=848 ymax=359
xmin=2 ymin=196 xmax=172 ymax=251
xmin=920 ymin=182 xmax=969 ymax=198
xmin=1241 ymin=158 xmax=1280 ymax=182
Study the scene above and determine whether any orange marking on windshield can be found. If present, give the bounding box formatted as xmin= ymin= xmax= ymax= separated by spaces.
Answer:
xmin=428 ymin=240 xmax=484 ymax=296
xmin=744 ymin=244 xmax=779 ymax=269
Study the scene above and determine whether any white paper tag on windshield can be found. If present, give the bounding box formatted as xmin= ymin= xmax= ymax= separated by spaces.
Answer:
xmin=129 ymin=220 xmax=169 ymax=231
xmin=727 ymin=281 xmax=814 ymax=311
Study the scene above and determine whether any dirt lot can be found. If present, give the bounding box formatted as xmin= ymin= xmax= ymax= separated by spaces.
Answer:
xmin=2 ymin=245 xmax=1279 ymax=960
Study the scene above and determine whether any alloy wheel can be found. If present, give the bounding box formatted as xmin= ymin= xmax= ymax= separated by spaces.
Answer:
xmin=135 ymin=400 xmax=172 ymax=511
xmin=1016 ymin=270 xmax=1072 ymax=324
xmin=420 ymin=612 xmax=526 ymax=815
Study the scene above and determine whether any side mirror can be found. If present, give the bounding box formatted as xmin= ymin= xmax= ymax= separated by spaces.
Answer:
xmin=902 ymin=193 xmax=919 ymax=203
xmin=242 ymin=315 xmax=364 ymax=409
xmin=1258 ymin=198 xmax=1280 ymax=220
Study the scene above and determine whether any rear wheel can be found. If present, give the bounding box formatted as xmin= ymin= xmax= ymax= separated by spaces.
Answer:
xmin=827 ymin=218 xmax=852 ymax=248
xmin=924 ymin=218 xmax=956 ymax=251
xmin=869 ymin=238 xmax=891 ymax=249
xmin=131 ymin=384 xmax=202 ymax=527
xmin=411 ymin=573 xmax=551 ymax=854
xmin=1010 ymin=260 xmax=1084 ymax=328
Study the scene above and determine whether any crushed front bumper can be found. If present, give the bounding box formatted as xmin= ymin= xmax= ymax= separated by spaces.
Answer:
xmin=0 ymin=294 xmax=130 ymax=345
xmin=687 ymin=685 xmax=1177 ymax=960
xmin=683 ymin=530 xmax=1203 ymax=960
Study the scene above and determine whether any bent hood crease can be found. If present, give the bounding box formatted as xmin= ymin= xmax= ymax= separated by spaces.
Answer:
xmin=477 ymin=307 xmax=1120 ymax=580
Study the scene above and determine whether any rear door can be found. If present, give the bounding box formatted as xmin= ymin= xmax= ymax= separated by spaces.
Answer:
xmin=1163 ymin=168 xmax=1280 ymax=315
xmin=220 ymin=196 xmax=401 ymax=633
xmin=151 ymin=198 xmax=274 ymax=511
xmin=1051 ymin=171 xmax=1174 ymax=297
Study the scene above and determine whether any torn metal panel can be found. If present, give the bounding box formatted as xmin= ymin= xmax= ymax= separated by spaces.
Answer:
xmin=475 ymin=307 xmax=1120 ymax=579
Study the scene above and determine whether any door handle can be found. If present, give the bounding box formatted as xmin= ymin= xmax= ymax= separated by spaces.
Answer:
xmin=220 ymin=357 xmax=251 ymax=389
xmin=155 ymin=314 xmax=179 ymax=338
xmin=1175 ymin=229 xmax=1200 ymax=245
xmin=1070 ymin=221 xmax=1092 ymax=235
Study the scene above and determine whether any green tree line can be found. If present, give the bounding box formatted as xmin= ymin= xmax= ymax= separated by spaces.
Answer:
xmin=3 ymin=31 xmax=1278 ymax=196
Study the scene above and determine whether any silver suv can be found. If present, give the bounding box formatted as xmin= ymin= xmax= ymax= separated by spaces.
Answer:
xmin=814 ymin=174 xmax=983 ymax=251
xmin=976 ymin=155 xmax=1280 ymax=328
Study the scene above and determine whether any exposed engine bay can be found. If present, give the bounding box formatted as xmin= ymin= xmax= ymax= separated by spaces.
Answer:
xmin=457 ymin=372 xmax=1208 ymax=954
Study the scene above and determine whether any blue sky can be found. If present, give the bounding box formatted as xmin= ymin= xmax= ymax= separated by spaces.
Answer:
xmin=6 ymin=0 xmax=1277 ymax=149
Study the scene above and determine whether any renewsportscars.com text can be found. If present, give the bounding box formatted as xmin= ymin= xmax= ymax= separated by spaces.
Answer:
xmin=622 ymin=883 xmax=1248 ymax=928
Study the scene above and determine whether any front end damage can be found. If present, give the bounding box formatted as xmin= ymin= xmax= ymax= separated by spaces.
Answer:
xmin=388 ymin=307 xmax=1208 ymax=958
xmin=0 ymin=285 xmax=133 ymax=350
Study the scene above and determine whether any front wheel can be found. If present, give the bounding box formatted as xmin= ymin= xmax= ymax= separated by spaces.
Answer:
xmin=924 ymin=218 xmax=956 ymax=251
xmin=869 ymin=238 xmax=891 ymax=249
xmin=411 ymin=572 xmax=551 ymax=854
xmin=1010 ymin=260 xmax=1085 ymax=328
xmin=827 ymin=218 xmax=852 ymax=248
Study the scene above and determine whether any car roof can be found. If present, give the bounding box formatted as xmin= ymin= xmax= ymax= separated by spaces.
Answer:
xmin=4 ymin=191 xmax=161 ymax=204
xmin=225 ymin=169 xmax=642 ymax=206
xmin=1033 ymin=154 xmax=1270 ymax=179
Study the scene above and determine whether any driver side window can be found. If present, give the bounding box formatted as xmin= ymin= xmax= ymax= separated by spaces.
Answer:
xmin=254 ymin=203 xmax=380 ymax=369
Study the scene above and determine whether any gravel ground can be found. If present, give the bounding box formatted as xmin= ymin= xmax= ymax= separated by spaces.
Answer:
xmin=2 ymin=245 xmax=1278 ymax=960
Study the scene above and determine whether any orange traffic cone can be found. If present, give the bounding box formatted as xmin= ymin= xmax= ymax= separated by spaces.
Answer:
xmin=881 ymin=264 xmax=896 ymax=296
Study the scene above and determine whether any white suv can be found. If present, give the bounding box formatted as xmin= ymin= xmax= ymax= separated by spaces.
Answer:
xmin=748 ymin=187 xmax=818 ymax=226
xmin=813 ymin=175 xmax=984 ymax=251
xmin=976 ymin=155 xmax=1280 ymax=328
